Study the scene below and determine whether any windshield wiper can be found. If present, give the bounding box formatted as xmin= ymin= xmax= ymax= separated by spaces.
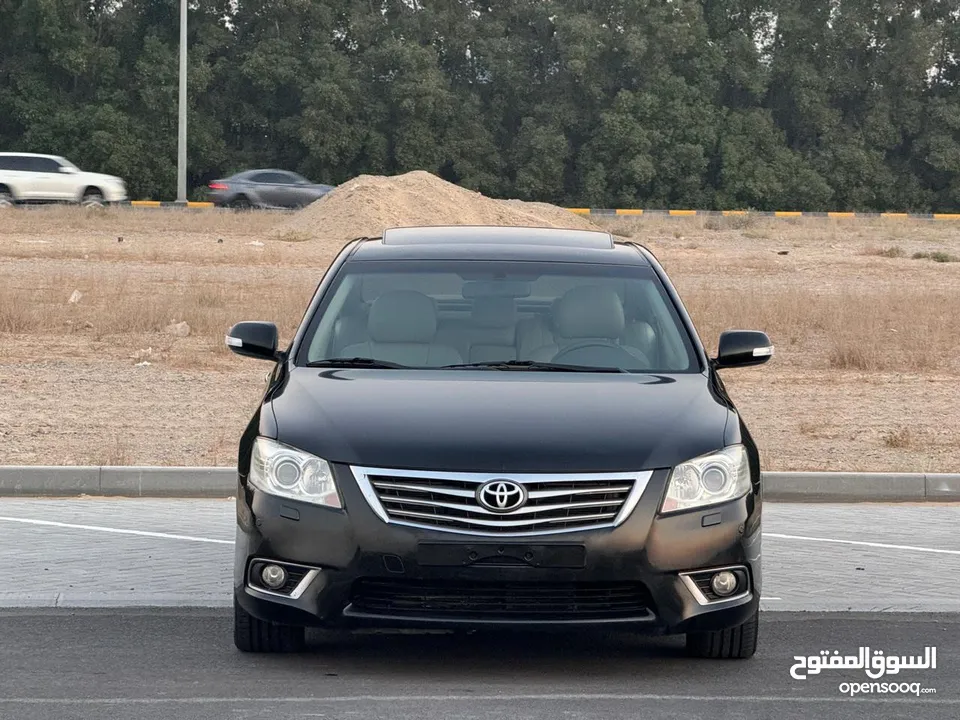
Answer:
xmin=441 ymin=360 xmax=627 ymax=373
xmin=305 ymin=357 xmax=409 ymax=369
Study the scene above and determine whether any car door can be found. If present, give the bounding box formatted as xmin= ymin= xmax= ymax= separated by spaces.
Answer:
xmin=285 ymin=172 xmax=319 ymax=207
xmin=6 ymin=156 xmax=40 ymax=200
xmin=24 ymin=157 xmax=65 ymax=201
xmin=50 ymin=157 xmax=81 ymax=200
xmin=261 ymin=172 xmax=302 ymax=208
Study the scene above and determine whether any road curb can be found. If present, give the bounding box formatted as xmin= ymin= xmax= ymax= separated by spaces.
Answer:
xmin=0 ymin=466 xmax=958 ymax=501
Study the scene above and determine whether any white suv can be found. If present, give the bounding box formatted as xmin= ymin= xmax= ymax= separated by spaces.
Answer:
xmin=0 ymin=153 xmax=127 ymax=208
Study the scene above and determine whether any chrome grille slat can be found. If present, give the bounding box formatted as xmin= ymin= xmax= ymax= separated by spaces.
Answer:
xmin=527 ymin=485 xmax=633 ymax=499
xmin=372 ymin=481 xmax=476 ymax=498
xmin=389 ymin=508 xmax=619 ymax=527
xmin=353 ymin=466 xmax=652 ymax=536
xmin=379 ymin=496 xmax=625 ymax=517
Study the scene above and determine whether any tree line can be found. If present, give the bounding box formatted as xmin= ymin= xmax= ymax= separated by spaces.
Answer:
xmin=1 ymin=0 xmax=958 ymax=210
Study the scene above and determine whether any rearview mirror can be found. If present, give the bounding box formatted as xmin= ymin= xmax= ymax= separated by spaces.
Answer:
xmin=714 ymin=330 xmax=774 ymax=369
xmin=225 ymin=321 xmax=280 ymax=361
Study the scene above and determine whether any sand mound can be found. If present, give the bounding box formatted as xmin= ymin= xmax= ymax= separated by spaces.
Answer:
xmin=275 ymin=170 xmax=599 ymax=243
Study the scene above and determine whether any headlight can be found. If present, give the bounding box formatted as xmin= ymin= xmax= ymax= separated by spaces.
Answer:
xmin=249 ymin=437 xmax=342 ymax=508
xmin=660 ymin=445 xmax=751 ymax=514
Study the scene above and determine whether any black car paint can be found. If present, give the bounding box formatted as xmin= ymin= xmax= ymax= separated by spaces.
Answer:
xmin=230 ymin=232 xmax=768 ymax=637
xmin=263 ymin=370 xmax=736 ymax=474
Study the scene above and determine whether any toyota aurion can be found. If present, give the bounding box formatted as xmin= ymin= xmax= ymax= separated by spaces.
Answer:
xmin=226 ymin=225 xmax=773 ymax=658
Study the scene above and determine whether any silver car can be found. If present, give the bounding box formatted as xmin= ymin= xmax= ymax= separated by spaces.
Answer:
xmin=207 ymin=169 xmax=334 ymax=209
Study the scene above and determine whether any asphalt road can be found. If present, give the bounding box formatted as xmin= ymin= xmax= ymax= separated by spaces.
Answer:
xmin=0 ymin=609 xmax=956 ymax=720
xmin=0 ymin=499 xmax=958 ymax=718
xmin=1 ymin=499 xmax=959 ymax=610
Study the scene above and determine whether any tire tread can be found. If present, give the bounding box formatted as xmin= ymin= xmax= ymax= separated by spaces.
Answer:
xmin=686 ymin=610 xmax=758 ymax=659
xmin=234 ymin=598 xmax=305 ymax=653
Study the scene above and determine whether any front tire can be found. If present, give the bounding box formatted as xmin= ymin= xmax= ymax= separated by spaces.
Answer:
xmin=0 ymin=190 xmax=15 ymax=208
xmin=685 ymin=610 xmax=758 ymax=659
xmin=81 ymin=189 xmax=105 ymax=208
xmin=233 ymin=597 xmax=306 ymax=653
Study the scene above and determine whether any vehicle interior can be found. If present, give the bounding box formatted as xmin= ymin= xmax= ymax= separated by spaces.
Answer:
xmin=305 ymin=268 xmax=697 ymax=372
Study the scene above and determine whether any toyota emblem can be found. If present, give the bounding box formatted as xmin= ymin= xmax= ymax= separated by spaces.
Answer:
xmin=476 ymin=479 xmax=527 ymax=513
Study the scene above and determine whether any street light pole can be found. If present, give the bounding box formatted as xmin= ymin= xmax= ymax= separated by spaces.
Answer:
xmin=176 ymin=0 xmax=188 ymax=204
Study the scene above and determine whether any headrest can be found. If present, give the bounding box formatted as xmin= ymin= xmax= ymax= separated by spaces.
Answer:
xmin=623 ymin=282 xmax=652 ymax=321
xmin=553 ymin=285 xmax=625 ymax=339
xmin=368 ymin=290 xmax=437 ymax=343
xmin=471 ymin=296 xmax=517 ymax=329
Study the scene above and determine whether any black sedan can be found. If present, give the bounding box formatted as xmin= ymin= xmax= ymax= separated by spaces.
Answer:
xmin=207 ymin=169 xmax=334 ymax=209
xmin=225 ymin=225 xmax=774 ymax=659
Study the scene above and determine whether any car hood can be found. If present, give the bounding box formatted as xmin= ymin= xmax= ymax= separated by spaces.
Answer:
xmin=266 ymin=369 xmax=733 ymax=473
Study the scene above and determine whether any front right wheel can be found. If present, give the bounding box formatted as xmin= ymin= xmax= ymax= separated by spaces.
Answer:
xmin=233 ymin=597 xmax=306 ymax=653
xmin=685 ymin=609 xmax=758 ymax=659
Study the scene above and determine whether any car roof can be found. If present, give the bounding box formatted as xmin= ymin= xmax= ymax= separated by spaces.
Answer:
xmin=233 ymin=169 xmax=298 ymax=177
xmin=0 ymin=152 xmax=60 ymax=158
xmin=347 ymin=225 xmax=651 ymax=265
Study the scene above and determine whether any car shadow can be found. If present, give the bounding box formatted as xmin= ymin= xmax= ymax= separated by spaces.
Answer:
xmin=262 ymin=627 xmax=696 ymax=679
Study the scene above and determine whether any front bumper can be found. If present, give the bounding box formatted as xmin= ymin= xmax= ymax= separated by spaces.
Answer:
xmin=102 ymin=186 xmax=128 ymax=203
xmin=234 ymin=465 xmax=761 ymax=635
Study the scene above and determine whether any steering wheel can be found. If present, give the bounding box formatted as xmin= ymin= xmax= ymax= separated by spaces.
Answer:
xmin=550 ymin=341 xmax=652 ymax=368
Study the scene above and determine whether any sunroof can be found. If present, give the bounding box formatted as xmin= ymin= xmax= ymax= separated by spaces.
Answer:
xmin=381 ymin=225 xmax=615 ymax=249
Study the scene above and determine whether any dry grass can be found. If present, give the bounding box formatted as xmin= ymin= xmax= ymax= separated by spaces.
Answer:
xmin=2 ymin=205 xmax=285 ymax=235
xmin=4 ymin=271 xmax=315 ymax=360
xmin=3 ymin=209 xmax=960 ymax=470
xmin=882 ymin=427 xmax=914 ymax=449
xmin=0 ymin=288 xmax=36 ymax=332
xmin=912 ymin=250 xmax=960 ymax=263
xmin=679 ymin=286 xmax=959 ymax=373
xmin=272 ymin=230 xmax=315 ymax=243
xmin=103 ymin=436 xmax=133 ymax=466
xmin=860 ymin=245 xmax=906 ymax=258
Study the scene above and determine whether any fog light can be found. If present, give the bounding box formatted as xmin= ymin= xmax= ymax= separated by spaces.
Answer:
xmin=260 ymin=564 xmax=287 ymax=590
xmin=710 ymin=570 xmax=738 ymax=597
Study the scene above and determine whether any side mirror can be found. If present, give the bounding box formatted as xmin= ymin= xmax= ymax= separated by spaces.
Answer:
xmin=59 ymin=166 xmax=77 ymax=174
xmin=225 ymin=321 xmax=280 ymax=361
xmin=714 ymin=330 xmax=774 ymax=369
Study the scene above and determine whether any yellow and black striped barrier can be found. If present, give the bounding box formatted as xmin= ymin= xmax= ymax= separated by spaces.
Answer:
xmin=127 ymin=200 xmax=215 ymax=208
xmin=116 ymin=201 xmax=960 ymax=219
xmin=566 ymin=208 xmax=960 ymax=220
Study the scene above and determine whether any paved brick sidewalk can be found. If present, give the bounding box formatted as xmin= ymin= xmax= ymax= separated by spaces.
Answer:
xmin=0 ymin=499 xmax=957 ymax=610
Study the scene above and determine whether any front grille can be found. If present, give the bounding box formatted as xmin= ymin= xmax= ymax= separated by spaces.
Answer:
xmin=349 ymin=578 xmax=652 ymax=620
xmin=351 ymin=467 xmax=649 ymax=536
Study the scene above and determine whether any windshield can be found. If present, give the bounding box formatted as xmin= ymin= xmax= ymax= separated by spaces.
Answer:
xmin=297 ymin=260 xmax=700 ymax=373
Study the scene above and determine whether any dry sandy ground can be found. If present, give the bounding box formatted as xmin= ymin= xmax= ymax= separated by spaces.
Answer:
xmin=1 ymin=207 xmax=958 ymax=472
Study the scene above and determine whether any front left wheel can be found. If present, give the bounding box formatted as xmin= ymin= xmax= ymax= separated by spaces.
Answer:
xmin=233 ymin=597 xmax=306 ymax=653
xmin=80 ymin=189 xmax=105 ymax=208
xmin=685 ymin=609 xmax=758 ymax=659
